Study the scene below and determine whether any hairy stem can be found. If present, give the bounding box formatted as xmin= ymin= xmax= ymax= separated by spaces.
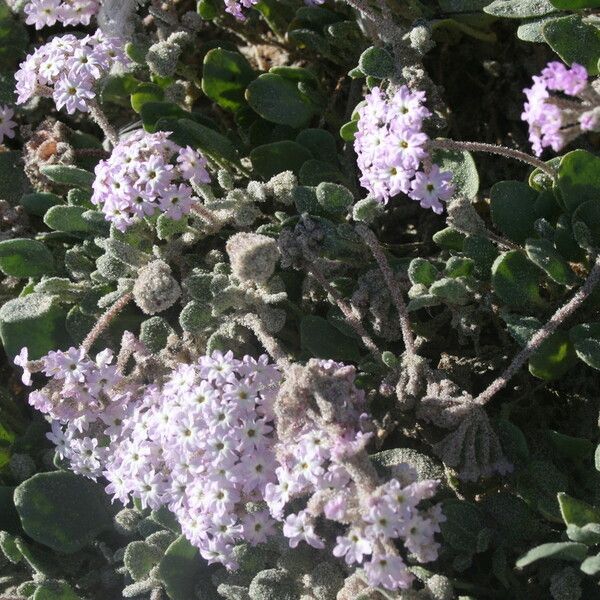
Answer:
xmin=236 ymin=313 xmax=292 ymax=370
xmin=307 ymin=261 xmax=383 ymax=363
xmin=355 ymin=224 xmax=417 ymax=358
xmin=88 ymin=101 xmax=119 ymax=147
xmin=474 ymin=255 xmax=600 ymax=405
xmin=82 ymin=292 xmax=133 ymax=354
xmin=430 ymin=139 xmax=557 ymax=180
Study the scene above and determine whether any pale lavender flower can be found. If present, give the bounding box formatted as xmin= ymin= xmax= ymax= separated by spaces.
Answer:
xmin=522 ymin=61 xmax=600 ymax=155
xmin=354 ymin=85 xmax=454 ymax=210
xmin=91 ymin=131 xmax=210 ymax=230
xmin=23 ymin=0 xmax=100 ymax=28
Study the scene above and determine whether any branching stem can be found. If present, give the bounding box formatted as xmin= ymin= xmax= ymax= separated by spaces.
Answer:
xmin=430 ymin=139 xmax=557 ymax=180
xmin=82 ymin=292 xmax=133 ymax=354
xmin=307 ymin=261 xmax=383 ymax=364
xmin=474 ymin=255 xmax=600 ymax=405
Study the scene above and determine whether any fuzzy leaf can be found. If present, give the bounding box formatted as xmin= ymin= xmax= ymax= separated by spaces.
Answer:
xmin=484 ymin=0 xmax=556 ymax=18
xmin=250 ymin=141 xmax=312 ymax=180
xmin=544 ymin=16 xmax=600 ymax=74
xmin=492 ymin=251 xmax=543 ymax=309
xmin=0 ymin=239 xmax=55 ymax=278
xmin=525 ymin=237 xmax=576 ymax=285
xmin=490 ymin=181 xmax=538 ymax=244
xmin=516 ymin=542 xmax=588 ymax=568
xmin=557 ymin=150 xmax=600 ymax=213
xmin=431 ymin=146 xmax=479 ymax=199
xmin=246 ymin=73 xmax=315 ymax=128
xmin=14 ymin=471 xmax=112 ymax=553
xmin=558 ymin=492 xmax=600 ymax=527
xmin=300 ymin=315 xmax=360 ymax=362
xmin=202 ymin=48 xmax=255 ymax=112
xmin=39 ymin=165 xmax=94 ymax=190
xmin=0 ymin=294 xmax=69 ymax=360
xmin=570 ymin=322 xmax=600 ymax=370
xmin=529 ymin=331 xmax=577 ymax=380
xmin=358 ymin=46 xmax=394 ymax=78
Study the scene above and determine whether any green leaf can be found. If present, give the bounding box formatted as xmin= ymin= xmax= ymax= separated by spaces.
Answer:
xmin=158 ymin=536 xmax=212 ymax=600
xmin=516 ymin=542 xmax=588 ymax=568
xmin=177 ymin=118 xmax=240 ymax=166
xmin=570 ymin=322 xmax=600 ymax=370
xmin=433 ymin=227 xmax=465 ymax=251
xmin=557 ymin=150 xmax=600 ymax=214
xmin=14 ymin=471 xmax=112 ymax=554
xmin=300 ymin=315 xmax=360 ymax=362
xmin=0 ymin=486 xmax=19 ymax=534
xmin=339 ymin=119 xmax=358 ymax=142
xmin=572 ymin=200 xmax=600 ymax=249
xmin=464 ymin=235 xmax=499 ymax=277
xmin=249 ymin=141 xmax=312 ymax=180
xmin=140 ymin=102 xmax=189 ymax=132
xmin=490 ymin=181 xmax=538 ymax=244
xmin=0 ymin=0 xmax=27 ymax=70
xmin=517 ymin=459 xmax=569 ymax=521
xmin=409 ymin=258 xmax=438 ymax=286
xmin=492 ymin=251 xmax=543 ymax=309
xmin=430 ymin=277 xmax=472 ymax=305
xmin=358 ymin=46 xmax=394 ymax=79
xmin=179 ymin=301 xmax=214 ymax=333
xmin=39 ymin=165 xmax=94 ymax=190
xmin=33 ymin=582 xmax=82 ymax=600
xmin=246 ymin=73 xmax=315 ymax=128
xmin=440 ymin=499 xmax=487 ymax=553
xmin=529 ymin=331 xmax=577 ymax=380
xmin=581 ymin=552 xmax=600 ymax=575
xmin=550 ymin=0 xmax=600 ymax=8
xmin=202 ymin=48 xmax=255 ymax=112
xmin=0 ymin=239 xmax=55 ymax=278
xmin=431 ymin=146 xmax=479 ymax=199
xmin=0 ymin=294 xmax=69 ymax=360
xmin=131 ymin=82 xmax=164 ymax=114
xmin=503 ymin=313 xmax=542 ymax=346
xmin=124 ymin=540 xmax=163 ymax=581
xmin=558 ymin=492 xmax=600 ymax=527
xmin=0 ymin=152 xmax=26 ymax=203
xmin=484 ymin=0 xmax=556 ymax=17
xmin=299 ymin=159 xmax=345 ymax=186
xmin=295 ymin=129 xmax=338 ymax=164
xmin=525 ymin=237 xmax=576 ymax=285
xmin=315 ymin=182 xmax=354 ymax=213
xmin=544 ymin=15 xmax=600 ymax=74
xmin=20 ymin=193 xmax=62 ymax=217
xmin=567 ymin=523 xmax=600 ymax=544
xmin=44 ymin=206 xmax=102 ymax=233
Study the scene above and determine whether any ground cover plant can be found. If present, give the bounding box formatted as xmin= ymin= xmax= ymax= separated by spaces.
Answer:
xmin=0 ymin=0 xmax=600 ymax=598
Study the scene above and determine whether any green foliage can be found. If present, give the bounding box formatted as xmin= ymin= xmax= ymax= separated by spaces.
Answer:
xmin=0 ymin=294 xmax=69 ymax=359
xmin=491 ymin=251 xmax=543 ymax=309
xmin=490 ymin=181 xmax=537 ymax=243
xmin=13 ymin=471 xmax=112 ymax=553
xmin=39 ymin=166 xmax=95 ymax=190
xmin=202 ymin=48 xmax=255 ymax=112
xmin=250 ymin=141 xmax=312 ymax=179
xmin=158 ymin=536 xmax=212 ymax=600
xmin=246 ymin=73 xmax=316 ymax=128
xmin=543 ymin=16 xmax=600 ymax=74
xmin=0 ymin=239 xmax=55 ymax=278
xmin=300 ymin=315 xmax=360 ymax=362
xmin=358 ymin=46 xmax=394 ymax=79
xmin=516 ymin=542 xmax=588 ymax=568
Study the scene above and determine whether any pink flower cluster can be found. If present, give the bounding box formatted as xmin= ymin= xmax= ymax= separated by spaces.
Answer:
xmin=522 ymin=61 xmax=599 ymax=156
xmin=24 ymin=0 xmax=99 ymax=29
xmin=354 ymin=85 xmax=454 ymax=214
xmin=20 ymin=348 xmax=281 ymax=569
xmin=91 ymin=130 xmax=211 ymax=231
xmin=0 ymin=105 xmax=16 ymax=144
xmin=266 ymin=360 xmax=444 ymax=591
xmin=18 ymin=347 xmax=444 ymax=591
xmin=15 ymin=30 xmax=128 ymax=114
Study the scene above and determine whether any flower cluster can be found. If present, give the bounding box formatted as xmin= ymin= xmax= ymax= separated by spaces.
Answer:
xmin=20 ymin=347 xmax=281 ymax=570
xmin=0 ymin=105 xmax=16 ymax=144
xmin=267 ymin=360 xmax=445 ymax=591
xmin=24 ymin=0 xmax=100 ymax=29
xmin=15 ymin=30 xmax=128 ymax=114
xmin=91 ymin=130 xmax=210 ymax=231
xmin=354 ymin=85 xmax=454 ymax=213
xmin=522 ymin=61 xmax=600 ymax=156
